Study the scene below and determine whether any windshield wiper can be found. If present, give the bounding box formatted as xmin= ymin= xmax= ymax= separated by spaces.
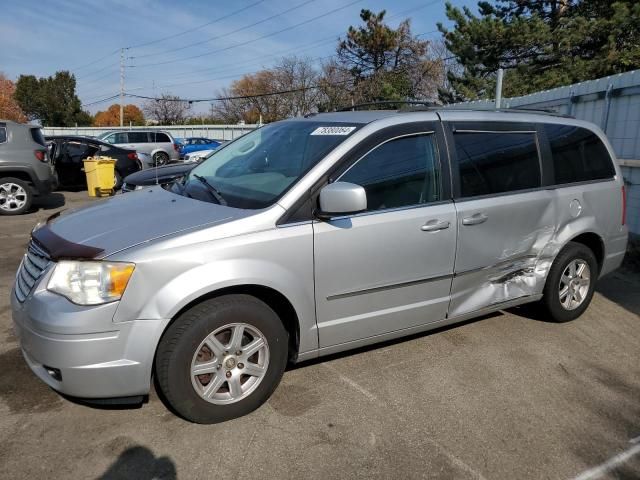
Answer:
xmin=193 ymin=174 xmax=227 ymax=206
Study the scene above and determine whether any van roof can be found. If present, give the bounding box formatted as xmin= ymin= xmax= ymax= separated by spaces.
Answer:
xmin=293 ymin=108 xmax=598 ymax=132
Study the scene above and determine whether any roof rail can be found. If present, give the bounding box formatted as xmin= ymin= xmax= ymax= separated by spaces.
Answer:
xmin=443 ymin=106 xmax=574 ymax=118
xmin=337 ymin=100 xmax=438 ymax=112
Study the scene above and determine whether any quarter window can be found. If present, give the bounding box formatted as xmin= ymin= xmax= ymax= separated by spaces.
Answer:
xmin=545 ymin=124 xmax=615 ymax=184
xmin=30 ymin=128 xmax=46 ymax=146
xmin=152 ymin=132 xmax=171 ymax=143
xmin=0 ymin=127 xmax=6 ymax=143
xmin=127 ymin=132 xmax=149 ymax=143
xmin=339 ymin=133 xmax=441 ymax=211
xmin=454 ymin=132 xmax=541 ymax=197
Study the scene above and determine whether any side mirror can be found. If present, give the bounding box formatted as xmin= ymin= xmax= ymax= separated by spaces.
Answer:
xmin=317 ymin=182 xmax=367 ymax=219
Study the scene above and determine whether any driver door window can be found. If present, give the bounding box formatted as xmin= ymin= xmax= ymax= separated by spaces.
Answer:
xmin=339 ymin=133 xmax=441 ymax=211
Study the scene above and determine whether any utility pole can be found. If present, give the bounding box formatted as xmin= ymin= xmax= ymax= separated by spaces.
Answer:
xmin=120 ymin=48 xmax=125 ymax=127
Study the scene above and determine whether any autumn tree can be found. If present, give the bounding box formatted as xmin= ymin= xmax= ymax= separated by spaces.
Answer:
xmin=142 ymin=93 xmax=190 ymax=125
xmin=212 ymin=56 xmax=320 ymax=123
xmin=14 ymin=71 xmax=92 ymax=126
xmin=438 ymin=0 xmax=640 ymax=100
xmin=93 ymin=104 xmax=145 ymax=127
xmin=0 ymin=73 xmax=27 ymax=123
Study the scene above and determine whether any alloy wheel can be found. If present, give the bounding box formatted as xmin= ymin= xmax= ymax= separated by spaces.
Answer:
xmin=0 ymin=182 xmax=28 ymax=212
xmin=558 ymin=259 xmax=591 ymax=310
xmin=190 ymin=323 xmax=270 ymax=405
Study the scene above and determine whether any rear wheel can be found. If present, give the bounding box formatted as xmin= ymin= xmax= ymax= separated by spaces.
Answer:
xmin=155 ymin=294 xmax=288 ymax=424
xmin=540 ymin=242 xmax=598 ymax=322
xmin=114 ymin=170 xmax=123 ymax=190
xmin=153 ymin=151 xmax=169 ymax=167
xmin=0 ymin=177 xmax=32 ymax=215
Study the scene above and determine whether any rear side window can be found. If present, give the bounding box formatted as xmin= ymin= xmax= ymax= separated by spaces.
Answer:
xmin=151 ymin=132 xmax=171 ymax=143
xmin=127 ymin=132 xmax=149 ymax=143
xmin=454 ymin=132 xmax=541 ymax=197
xmin=0 ymin=127 xmax=6 ymax=143
xmin=340 ymin=133 xmax=441 ymax=211
xmin=545 ymin=125 xmax=615 ymax=184
xmin=30 ymin=128 xmax=46 ymax=146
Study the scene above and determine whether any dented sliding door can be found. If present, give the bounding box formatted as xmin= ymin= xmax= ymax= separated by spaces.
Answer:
xmin=444 ymin=122 xmax=557 ymax=317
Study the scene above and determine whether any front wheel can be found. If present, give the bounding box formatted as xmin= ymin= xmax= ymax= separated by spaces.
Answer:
xmin=539 ymin=242 xmax=598 ymax=322
xmin=155 ymin=295 xmax=288 ymax=423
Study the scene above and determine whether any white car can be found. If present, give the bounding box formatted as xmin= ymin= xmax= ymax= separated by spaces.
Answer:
xmin=183 ymin=149 xmax=216 ymax=163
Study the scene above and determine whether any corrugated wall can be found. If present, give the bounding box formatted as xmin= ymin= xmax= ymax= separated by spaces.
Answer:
xmin=453 ymin=69 xmax=640 ymax=234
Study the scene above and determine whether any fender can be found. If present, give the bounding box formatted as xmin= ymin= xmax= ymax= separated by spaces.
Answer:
xmin=114 ymin=258 xmax=318 ymax=354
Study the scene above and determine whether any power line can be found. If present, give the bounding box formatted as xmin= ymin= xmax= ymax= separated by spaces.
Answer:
xmin=82 ymin=94 xmax=120 ymax=108
xmin=126 ymin=3 xmax=441 ymax=85
xmin=75 ymin=62 xmax=119 ymax=80
xmin=132 ymin=0 xmax=364 ymax=68
xmin=125 ymin=0 xmax=266 ymax=50
xmin=120 ymin=26 xmax=441 ymax=96
xmin=69 ymin=49 xmax=120 ymax=72
xmin=125 ymin=79 xmax=351 ymax=103
xmin=132 ymin=0 xmax=317 ymax=59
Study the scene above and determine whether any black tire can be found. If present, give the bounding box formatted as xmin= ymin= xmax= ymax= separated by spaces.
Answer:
xmin=0 ymin=177 xmax=32 ymax=215
xmin=114 ymin=170 xmax=123 ymax=190
xmin=153 ymin=151 xmax=169 ymax=167
xmin=155 ymin=294 xmax=288 ymax=424
xmin=540 ymin=242 xmax=598 ymax=323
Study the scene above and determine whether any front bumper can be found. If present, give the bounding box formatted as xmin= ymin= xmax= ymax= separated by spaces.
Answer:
xmin=11 ymin=287 xmax=167 ymax=399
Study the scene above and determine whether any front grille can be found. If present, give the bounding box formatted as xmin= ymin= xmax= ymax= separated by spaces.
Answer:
xmin=15 ymin=241 xmax=51 ymax=303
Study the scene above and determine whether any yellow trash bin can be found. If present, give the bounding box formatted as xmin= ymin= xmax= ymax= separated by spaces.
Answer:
xmin=83 ymin=157 xmax=117 ymax=197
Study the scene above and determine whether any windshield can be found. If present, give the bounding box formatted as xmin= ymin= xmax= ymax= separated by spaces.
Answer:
xmin=177 ymin=121 xmax=362 ymax=209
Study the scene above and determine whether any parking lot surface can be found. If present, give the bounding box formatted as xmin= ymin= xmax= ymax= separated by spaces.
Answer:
xmin=1 ymin=191 xmax=638 ymax=480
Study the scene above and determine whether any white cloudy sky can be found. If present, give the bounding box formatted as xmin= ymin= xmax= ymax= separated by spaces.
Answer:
xmin=0 ymin=0 xmax=478 ymax=114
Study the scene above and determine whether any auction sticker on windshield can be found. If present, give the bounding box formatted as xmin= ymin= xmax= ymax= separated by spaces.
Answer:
xmin=310 ymin=126 xmax=357 ymax=135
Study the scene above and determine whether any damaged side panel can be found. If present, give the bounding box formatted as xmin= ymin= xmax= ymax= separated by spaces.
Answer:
xmin=448 ymin=190 xmax=560 ymax=318
xmin=447 ymin=180 xmax=617 ymax=318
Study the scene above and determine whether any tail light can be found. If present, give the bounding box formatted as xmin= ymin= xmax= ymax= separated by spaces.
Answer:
xmin=622 ymin=185 xmax=627 ymax=226
xmin=173 ymin=143 xmax=179 ymax=152
xmin=34 ymin=150 xmax=46 ymax=162
xmin=127 ymin=152 xmax=138 ymax=161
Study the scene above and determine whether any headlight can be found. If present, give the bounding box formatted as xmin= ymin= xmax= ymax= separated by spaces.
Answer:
xmin=48 ymin=261 xmax=135 ymax=305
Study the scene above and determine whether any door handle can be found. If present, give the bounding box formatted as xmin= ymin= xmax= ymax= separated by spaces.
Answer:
xmin=462 ymin=213 xmax=488 ymax=226
xmin=421 ymin=220 xmax=450 ymax=232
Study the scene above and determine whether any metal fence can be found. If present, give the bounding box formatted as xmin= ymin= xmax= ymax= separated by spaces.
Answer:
xmin=452 ymin=69 xmax=640 ymax=234
xmin=42 ymin=124 xmax=258 ymax=142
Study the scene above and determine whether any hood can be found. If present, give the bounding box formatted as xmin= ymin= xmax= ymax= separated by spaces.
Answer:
xmin=40 ymin=187 xmax=246 ymax=258
xmin=124 ymin=163 xmax=196 ymax=186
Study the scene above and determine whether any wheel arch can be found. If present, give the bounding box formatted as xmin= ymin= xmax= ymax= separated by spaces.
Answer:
xmin=156 ymin=284 xmax=301 ymax=365
xmin=566 ymin=231 xmax=605 ymax=275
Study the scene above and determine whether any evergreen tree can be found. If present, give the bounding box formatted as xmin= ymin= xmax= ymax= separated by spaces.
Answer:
xmin=14 ymin=71 xmax=92 ymax=126
xmin=438 ymin=0 xmax=640 ymax=101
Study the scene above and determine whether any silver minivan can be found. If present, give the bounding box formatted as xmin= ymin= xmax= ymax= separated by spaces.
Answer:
xmin=11 ymin=109 xmax=628 ymax=423
xmin=98 ymin=130 xmax=179 ymax=166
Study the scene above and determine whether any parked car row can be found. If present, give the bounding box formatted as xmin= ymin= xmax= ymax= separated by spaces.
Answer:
xmin=0 ymin=118 xmax=224 ymax=214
